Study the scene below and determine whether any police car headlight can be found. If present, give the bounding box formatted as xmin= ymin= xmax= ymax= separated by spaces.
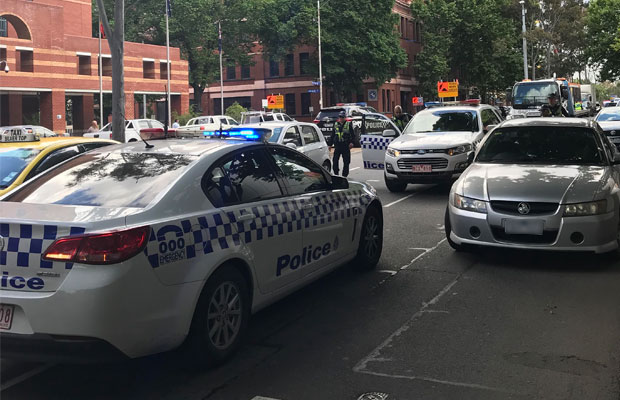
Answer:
xmin=563 ymin=199 xmax=607 ymax=217
xmin=446 ymin=144 xmax=472 ymax=156
xmin=386 ymin=147 xmax=400 ymax=157
xmin=452 ymin=194 xmax=487 ymax=213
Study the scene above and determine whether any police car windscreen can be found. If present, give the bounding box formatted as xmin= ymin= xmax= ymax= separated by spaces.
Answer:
xmin=405 ymin=111 xmax=479 ymax=134
xmin=0 ymin=148 xmax=41 ymax=189
xmin=6 ymin=152 xmax=198 ymax=208
xmin=476 ymin=127 xmax=605 ymax=165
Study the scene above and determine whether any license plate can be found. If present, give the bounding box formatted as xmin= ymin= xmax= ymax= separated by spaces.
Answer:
xmin=323 ymin=123 xmax=333 ymax=127
xmin=0 ymin=304 xmax=15 ymax=330
xmin=412 ymin=165 xmax=432 ymax=173
xmin=504 ymin=219 xmax=544 ymax=235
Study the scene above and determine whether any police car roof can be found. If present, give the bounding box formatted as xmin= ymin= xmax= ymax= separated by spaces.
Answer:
xmin=419 ymin=105 xmax=487 ymax=113
xmin=500 ymin=117 xmax=594 ymax=129
xmin=98 ymin=138 xmax=261 ymax=157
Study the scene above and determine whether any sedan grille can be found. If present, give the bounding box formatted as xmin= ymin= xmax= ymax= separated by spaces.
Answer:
xmin=397 ymin=157 xmax=448 ymax=170
xmin=490 ymin=201 xmax=559 ymax=216
xmin=491 ymin=227 xmax=559 ymax=245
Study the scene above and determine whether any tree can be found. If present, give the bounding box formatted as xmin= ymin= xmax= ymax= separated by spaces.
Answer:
xmin=586 ymin=0 xmax=620 ymax=81
xmin=253 ymin=0 xmax=407 ymax=101
xmin=225 ymin=102 xmax=247 ymax=122
xmin=96 ymin=0 xmax=126 ymax=142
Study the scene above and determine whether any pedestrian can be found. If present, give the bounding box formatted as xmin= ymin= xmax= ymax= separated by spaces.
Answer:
xmin=392 ymin=105 xmax=409 ymax=132
xmin=331 ymin=111 xmax=354 ymax=177
xmin=172 ymin=119 xmax=180 ymax=129
xmin=547 ymin=93 xmax=569 ymax=117
xmin=86 ymin=120 xmax=99 ymax=133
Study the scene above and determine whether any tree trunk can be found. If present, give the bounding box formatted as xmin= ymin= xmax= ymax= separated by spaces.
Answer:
xmin=97 ymin=0 xmax=125 ymax=143
xmin=192 ymin=83 xmax=204 ymax=114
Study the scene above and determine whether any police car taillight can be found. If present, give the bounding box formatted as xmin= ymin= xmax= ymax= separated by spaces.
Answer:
xmin=43 ymin=226 xmax=150 ymax=265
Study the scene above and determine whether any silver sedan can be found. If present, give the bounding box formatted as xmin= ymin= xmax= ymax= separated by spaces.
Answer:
xmin=446 ymin=118 xmax=620 ymax=253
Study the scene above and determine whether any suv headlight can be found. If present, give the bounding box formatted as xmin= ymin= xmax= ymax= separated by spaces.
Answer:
xmin=387 ymin=147 xmax=401 ymax=157
xmin=446 ymin=144 xmax=473 ymax=156
xmin=452 ymin=194 xmax=487 ymax=213
xmin=563 ymin=199 xmax=607 ymax=217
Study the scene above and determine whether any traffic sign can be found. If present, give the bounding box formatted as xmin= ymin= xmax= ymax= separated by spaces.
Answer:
xmin=312 ymin=81 xmax=321 ymax=86
xmin=307 ymin=89 xmax=320 ymax=93
xmin=368 ymin=89 xmax=378 ymax=101
xmin=412 ymin=96 xmax=424 ymax=106
xmin=267 ymin=95 xmax=284 ymax=109
xmin=437 ymin=81 xmax=459 ymax=98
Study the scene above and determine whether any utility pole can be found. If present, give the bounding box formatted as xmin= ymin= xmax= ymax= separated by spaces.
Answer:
xmin=520 ymin=0 xmax=528 ymax=80
xmin=219 ymin=21 xmax=224 ymax=115
xmin=317 ymin=0 xmax=323 ymax=109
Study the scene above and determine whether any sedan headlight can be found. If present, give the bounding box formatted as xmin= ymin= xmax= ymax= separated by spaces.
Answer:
xmin=563 ymin=199 xmax=607 ymax=217
xmin=386 ymin=147 xmax=401 ymax=157
xmin=446 ymin=144 xmax=473 ymax=156
xmin=452 ymin=194 xmax=487 ymax=213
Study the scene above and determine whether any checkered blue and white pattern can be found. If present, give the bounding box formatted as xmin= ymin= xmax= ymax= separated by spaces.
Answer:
xmin=361 ymin=136 xmax=392 ymax=151
xmin=144 ymin=188 xmax=371 ymax=268
xmin=0 ymin=223 xmax=86 ymax=270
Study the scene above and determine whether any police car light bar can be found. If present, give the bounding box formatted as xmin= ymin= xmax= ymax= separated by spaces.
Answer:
xmin=202 ymin=128 xmax=272 ymax=141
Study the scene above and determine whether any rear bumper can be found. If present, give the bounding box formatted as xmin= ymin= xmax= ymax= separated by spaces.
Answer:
xmin=0 ymin=333 xmax=127 ymax=363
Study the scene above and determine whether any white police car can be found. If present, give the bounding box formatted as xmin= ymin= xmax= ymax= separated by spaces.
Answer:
xmin=0 ymin=129 xmax=383 ymax=363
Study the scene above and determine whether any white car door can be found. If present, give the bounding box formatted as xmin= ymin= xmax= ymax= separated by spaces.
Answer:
xmin=360 ymin=117 xmax=400 ymax=170
xmin=281 ymin=126 xmax=304 ymax=152
xmin=299 ymin=124 xmax=327 ymax=166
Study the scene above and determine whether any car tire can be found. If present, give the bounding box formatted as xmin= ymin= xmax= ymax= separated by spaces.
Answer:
xmin=445 ymin=207 xmax=466 ymax=251
xmin=353 ymin=205 xmax=383 ymax=271
xmin=384 ymin=174 xmax=407 ymax=192
xmin=184 ymin=265 xmax=250 ymax=367
xmin=322 ymin=160 xmax=331 ymax=173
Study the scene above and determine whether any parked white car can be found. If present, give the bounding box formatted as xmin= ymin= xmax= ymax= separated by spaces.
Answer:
xmin=179 ymin=115 xmax=239 ymax=134
xmin=83 ymin=119 xmax=166 ymax=142
xmin=240 ymin=112 xmax=294 ymax=124
xmin=0 ymin=125 xmax=67 ymax=138
xmin=240 ymin=122 xmax=331 ymax=171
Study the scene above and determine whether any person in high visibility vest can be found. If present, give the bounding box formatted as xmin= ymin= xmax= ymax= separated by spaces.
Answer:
xmin=330 ymin=111 xmax=354 ymax=176
xmin=392 ymin=105 xmax=409 ymax=131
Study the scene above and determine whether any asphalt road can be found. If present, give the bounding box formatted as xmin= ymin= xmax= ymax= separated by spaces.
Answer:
xmin=2 ymin=150 xmax=620 ymax=400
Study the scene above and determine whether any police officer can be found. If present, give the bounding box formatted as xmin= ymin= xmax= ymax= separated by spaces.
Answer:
xmin=331 ymin=111 xmax=354 ymax=177
xmin=547 ymin=93 xmax=569 ymax=117
xmin=392 ymin=105 xmax=409 ymax=131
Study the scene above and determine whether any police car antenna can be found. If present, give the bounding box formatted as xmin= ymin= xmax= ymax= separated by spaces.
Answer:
xmin=120 ymin=111 xmax=153 ymax=148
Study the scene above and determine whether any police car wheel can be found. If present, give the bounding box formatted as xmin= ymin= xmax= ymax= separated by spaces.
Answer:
xmin=185 ymin=265 xmax=250 ymax=366
xmin=384 ymin=174 xmax=407 ymax=193
xmin=354 ymin=206 xmax=383 ymax=271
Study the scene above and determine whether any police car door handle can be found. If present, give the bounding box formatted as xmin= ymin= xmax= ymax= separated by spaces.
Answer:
xmin=236 ymin=213 xmax=256 ymax=223
xmin=302 ymin=203 xmax=314 ymax=210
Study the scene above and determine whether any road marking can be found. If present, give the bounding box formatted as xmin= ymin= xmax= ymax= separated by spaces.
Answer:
xmin=377 ymin=270 xmax=397 ymax=275
xmin=366 ymin=180 xmax=380 ymax=182
xmin=350 ymin=167 xmax=360 ymax=171
xmin=400 ymin=239 xmax=446 ymax=270
xmin=383 ymin=193 xmax=416 ymax=208
xmin=1 ymin=364 xmax=53 ymax=392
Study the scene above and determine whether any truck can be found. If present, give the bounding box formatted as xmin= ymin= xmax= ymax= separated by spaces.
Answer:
xmin=580 ymin=84 xmax=597 ymax=115
xmin=507 ymin=78 xmax=591 ymax=119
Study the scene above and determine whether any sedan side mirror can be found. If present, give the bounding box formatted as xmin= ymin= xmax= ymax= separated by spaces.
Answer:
xmin=331 ymin=175 xmax=349 ymax=190
xmin=484 ymin=124 xmax=496 ymax=134
xmin=285 ymin=142 xmax=297 ymax=150
xmin=382 ymin=129 xmax=397 ymax=137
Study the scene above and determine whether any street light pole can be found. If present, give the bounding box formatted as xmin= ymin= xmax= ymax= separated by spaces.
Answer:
xmin=520 ymin=0 xmax=528 ymax=80
xmin=317 ymin=0 xmax=323 ymax=109
xmin=219 ymin=21 xmax=224 ymax=115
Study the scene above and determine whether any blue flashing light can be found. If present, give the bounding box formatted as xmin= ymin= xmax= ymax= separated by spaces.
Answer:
xmin=202 ymin=129 xmax=263 ymax=141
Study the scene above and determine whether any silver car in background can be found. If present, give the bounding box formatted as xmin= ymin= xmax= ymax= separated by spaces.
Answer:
xmin=446 ymin=118 xmax=620 ymax=254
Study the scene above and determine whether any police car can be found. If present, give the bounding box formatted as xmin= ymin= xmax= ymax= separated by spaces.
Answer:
xmin=0 ymin=129 xmax=383 ymax=363
xmin=362 ymin=101 xmax=503 ymax=192
xmin=0 ymin=128 xmax=117 ymax=196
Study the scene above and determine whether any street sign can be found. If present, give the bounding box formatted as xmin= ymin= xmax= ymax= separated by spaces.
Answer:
xmin=261 ymin=99 xmax=268 ymax=108
xmin=368 ymin=89 xmax=378 ymax=101
xmin=312 ymin=81 xmax=321 ymax=86
xmin=267 ymin=95 xmax=284 ymax=109
xmin=437 ymin=81 xmax=459 ymax=98
xmin=412 ymin=96 xmax=424 ymax=106
xmin=307 ymin=89 xmax=320 ymax=93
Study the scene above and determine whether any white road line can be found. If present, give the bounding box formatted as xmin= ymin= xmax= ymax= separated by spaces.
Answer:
xmin=377 ymin=270 xmax=397 ymax=275
xmin=1 ymin=364 xmax=53 ymax=392
xmin=366 ymin=179 xmax=380 ymax=182
xmin=400 ymin=239 xmax=446 ymax=270
xmin=350 ymin=167 xmax=361 ymax=171
xmin=383 ymin=193 xmax=416 ymax=208
xmin=408 ymin=247 xmax=431 ymax=251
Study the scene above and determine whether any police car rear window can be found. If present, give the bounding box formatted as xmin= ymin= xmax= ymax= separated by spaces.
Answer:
xmin=316 ymin=109 xmax=345 ymax=120
xmin=6 ymin=152 xmax=198 ymax=208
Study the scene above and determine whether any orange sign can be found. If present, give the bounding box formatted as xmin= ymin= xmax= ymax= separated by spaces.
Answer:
xmin=437 ymin=81 xmax=459 ymax=98
xmin=267 ymin=95 xmax=284 ymax=109
xmin=412 ymin=96 xmax=424 ymax=106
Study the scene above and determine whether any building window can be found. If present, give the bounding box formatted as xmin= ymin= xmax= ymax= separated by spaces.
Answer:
xmin=241 ymin=64 xmax=250 ymax=79
xmin=400 ymin=16 xmax=405 ymax=38
xmin=0 ymin=17 xmax=7 ymax=37
xmin=0 ymin=48 xmax=6 ymax=66
xmin=285 ymin=54 xmax=294 ymax=76
xmin=269 ymin=59 xmax=280 ymax=77
xmin=299 ymin=53 xmax=309 ymax=75
xmin=78 ymin=55 xmax=91 ymax=76
xmin=99 ymin=56 xmax=112 ymax=77
xmin=160 ymin=61 xmax=171 ymax=80
xmin=301 ymin=93 xmax=311 ymax=115
xmin=226 ymin=64 xmax=236 ymax=80
xmin=17 ymin=49 xmax=34 ymax=73
xmin=143 ymin=60 xmax=155 ymax=79
xmin=285 ymin=93 xmax=296 ymax=116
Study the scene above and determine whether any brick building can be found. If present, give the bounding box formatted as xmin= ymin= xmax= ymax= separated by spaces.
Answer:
xmin=0 ymin=0 xmax=189 ymax=134
xmin=200 ymin=0 xmax=422 ymax=121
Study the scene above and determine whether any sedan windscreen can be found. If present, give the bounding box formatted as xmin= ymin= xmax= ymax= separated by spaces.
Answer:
xmin=597 ymin=110 xmax=620 ymax=121
xmin=6 ymin=152 xmax=198 ymax=208
xmin=405 ymin=111 xmax=479 ymax=133
xmin=476 ymin=127 xmax=605 ymax=165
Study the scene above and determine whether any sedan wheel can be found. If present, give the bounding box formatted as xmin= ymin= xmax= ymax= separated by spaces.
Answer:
xmin=353 ymin=206 xmax=383 ymax=271
xmin=207 ymin=282 xmax=242 ymax=350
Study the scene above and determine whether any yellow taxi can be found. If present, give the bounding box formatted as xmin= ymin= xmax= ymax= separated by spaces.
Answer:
xmin=0 ymin=127 xmax=117 ymax=196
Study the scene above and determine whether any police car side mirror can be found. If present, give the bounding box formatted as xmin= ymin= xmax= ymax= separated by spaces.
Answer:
xmin=484 ymin=125 xmax=496 ymax=134
xmin=285 ymin=142 xmax=297 ymax=150
xmin=331 ymin=176 xmax=349 ymax=190
xmin=382 ymin=129 xmax=397 ymax=138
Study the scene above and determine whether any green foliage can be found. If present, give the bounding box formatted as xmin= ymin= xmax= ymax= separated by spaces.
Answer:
xmin=253 ymin=0 xmax=407 ymax=98
xmin=586 ymin=0 xmax=620 ymax=81
xmin=225 ymin=102 xmax=247 ymax=122
xmin=172 ymin=105 xmax=199 ymax=126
